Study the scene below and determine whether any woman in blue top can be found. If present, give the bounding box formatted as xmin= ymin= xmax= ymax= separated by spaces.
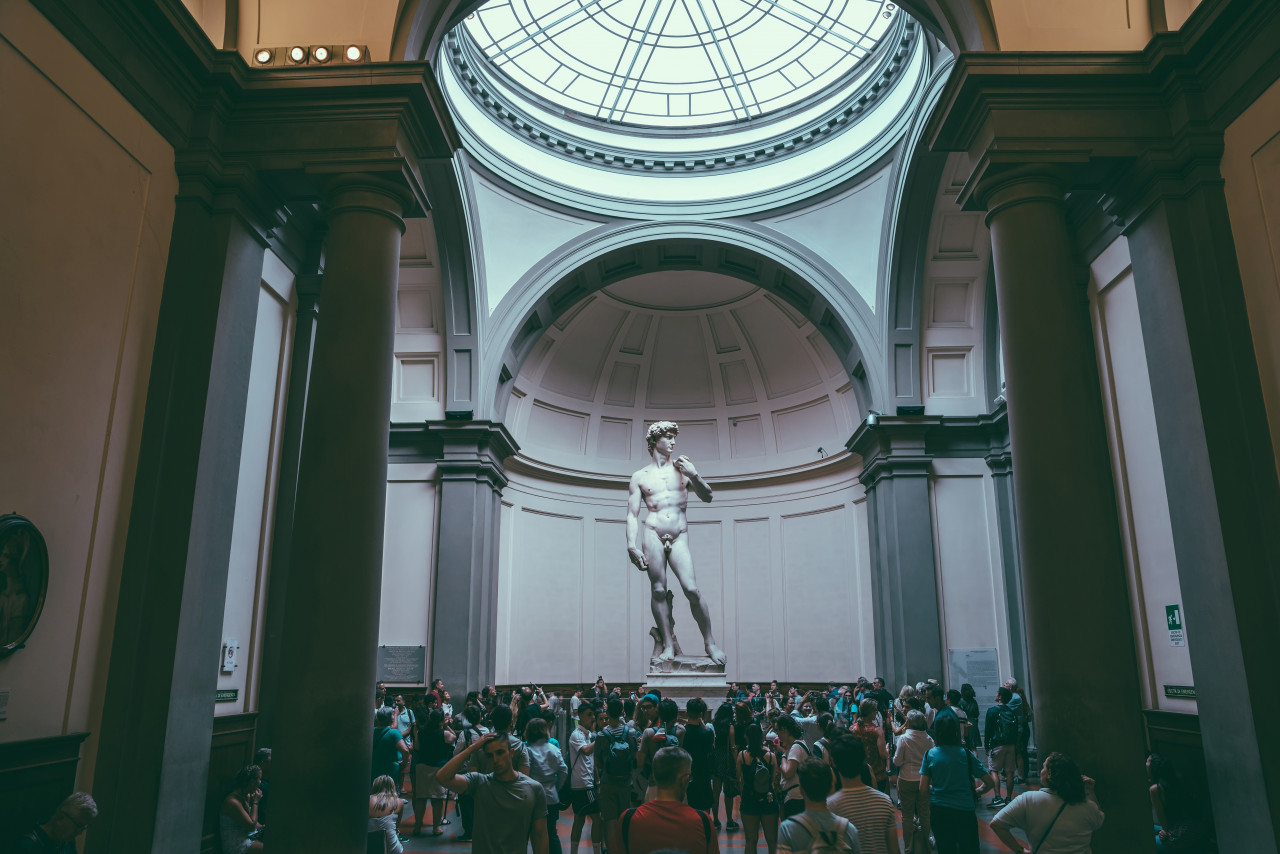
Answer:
xmin=920 ymin=715 xmax=996 ymax=854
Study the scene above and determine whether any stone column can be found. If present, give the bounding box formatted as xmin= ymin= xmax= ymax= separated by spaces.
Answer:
xmin=88 ymin=198 xmax=267 ymax=854
xmin=269 ymin=176 xmax=413 ymax=854
xmin=847 ymin=422 xmax=944 ymax=689
xmin=427 ymin=421 xmax=518 ymax=695
xmin=255 ymin=258 xmax=321 ymax=750
xmin=984 ymin=410 xmax=1032 ymax=715
xmin=1125 ymin=175 xmax=1280 ymax=851
xmin=982 ymin=174 xmax=1151 ymax=852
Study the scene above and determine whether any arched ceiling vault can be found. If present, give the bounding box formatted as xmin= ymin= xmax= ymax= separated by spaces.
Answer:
xmin=485 ymin=234 xmax=880 ymax=423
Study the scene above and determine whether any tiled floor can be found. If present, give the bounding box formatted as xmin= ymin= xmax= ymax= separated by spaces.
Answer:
xmin=396 ymin=789 xmax=1033 ymax=853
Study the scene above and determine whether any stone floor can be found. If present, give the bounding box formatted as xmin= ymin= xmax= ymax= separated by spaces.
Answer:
xmin=395 ymin=789 xmax=1033 ymax=853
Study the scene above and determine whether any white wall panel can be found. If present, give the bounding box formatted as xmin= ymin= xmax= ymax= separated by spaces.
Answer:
xmin=781 ymin=506 xmax=860 ymax=680
xmin=508 ymin=509 xmax=584 ymax=682
xmin=379 ymin=468 xmax=440 ymax=673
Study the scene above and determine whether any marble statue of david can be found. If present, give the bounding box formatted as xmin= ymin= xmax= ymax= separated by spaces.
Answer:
xmin=626 ymin=421 xmax=727 ymax=666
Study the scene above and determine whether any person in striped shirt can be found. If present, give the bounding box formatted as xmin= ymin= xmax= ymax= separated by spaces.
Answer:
xmin=827 ymin=735 xmax=901 ymax=854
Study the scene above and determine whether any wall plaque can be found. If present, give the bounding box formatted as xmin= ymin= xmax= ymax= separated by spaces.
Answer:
xmin=215 ymin=689 xmax=239 ymax=703
xmin=948 ymin=647 xmax=1002 ymax=717
xmin=1163 ymin=684 xmax=1196 ymax=699
xmin=377 ymin=645 xmax=426 ymax=683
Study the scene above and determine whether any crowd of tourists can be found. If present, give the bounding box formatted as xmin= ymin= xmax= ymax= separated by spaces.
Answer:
xmin=349 ymin=674 xmax=1119 ymax=854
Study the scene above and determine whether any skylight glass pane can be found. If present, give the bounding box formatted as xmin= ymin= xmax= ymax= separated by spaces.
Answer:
xmin=463 ymin=0 xmax=898 ymax=128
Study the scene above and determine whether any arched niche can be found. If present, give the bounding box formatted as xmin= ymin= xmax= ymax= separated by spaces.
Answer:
xmin=482 ymin=228 xmax=883 ymax=423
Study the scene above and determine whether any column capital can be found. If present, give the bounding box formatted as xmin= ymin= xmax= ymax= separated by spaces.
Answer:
xmin=977 ymin=169 xmax=1068 ymax=223
xmin=319 ymin=174 xmax=417 ymax=236
xmin=847 ymin=407 xmax=1011 ymax=486
xmin=391 ymin=420 xmax=520 ymax=491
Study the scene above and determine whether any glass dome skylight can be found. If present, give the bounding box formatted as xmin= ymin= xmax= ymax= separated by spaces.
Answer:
xmin=462 ymin=0 xmax=899 ymax=128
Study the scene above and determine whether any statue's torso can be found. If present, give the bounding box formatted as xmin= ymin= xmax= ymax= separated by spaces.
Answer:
xmin=636 ymin=463 xmax=687 ymax=535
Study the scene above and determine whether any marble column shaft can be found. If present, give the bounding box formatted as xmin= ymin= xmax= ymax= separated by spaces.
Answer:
xmin=427 ymin=422 xmax=515 ymax=696
xmin=1125 ymin=177 xmax=1280 ymax=852
xmin=852 ymin=426 xmax=944 ymax=690
xmin=984 ymin=175 xmax=1152 ymax=853
xmin=87 ymin=200 xmax=266 ymax=854
xmin=269 ymin=176 xmax=411 ymax=854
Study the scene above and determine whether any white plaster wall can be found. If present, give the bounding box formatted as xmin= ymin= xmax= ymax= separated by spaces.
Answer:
xmin=1223 ymin=75 xmax=1280 ymax=484
xmin=921 ymin=153 xmax=992 ymax=416
xmin=216 ymin=253 xmax=296 ymax=716
xmin=1089 ymin=237 xmax=1195 ymax=713
xmin=930 ymin=459 xmax=1013 ymax=712
xmin=493 ymin=465 xmax=875 ymax=685
xmin=378 ymin=464 xmax=440 ymax=685
xmin=0 ymin=1 xmax=176 ymax=792
xmin=392 ymin=217 xmax=448 ymax=423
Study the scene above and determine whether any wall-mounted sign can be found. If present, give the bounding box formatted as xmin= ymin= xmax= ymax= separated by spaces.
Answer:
xmin=948 ymin=647 xmax=1001 ymax=717
xmin=377 ymin=645 xmax=426 ymax=683
xmin=1166 ymin=604 xmax=1186 ymax=647
xmin=1164 ymin=684 xmax=1196 ymax=699
xmin=215 ymin=689 xmax=239 ymax=703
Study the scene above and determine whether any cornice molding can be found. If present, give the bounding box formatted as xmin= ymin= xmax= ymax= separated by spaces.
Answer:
xmin=32 ymin=0 xmax=462 ymax=228
xmin=847 ymin=406 xmax=1011 ymax=486
xmin=923 ymin=0 xmax=1280 ymax=221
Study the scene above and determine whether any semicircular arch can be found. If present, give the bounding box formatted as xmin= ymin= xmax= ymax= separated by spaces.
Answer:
xmin=481 ymin=223 xmax=885 ymax=423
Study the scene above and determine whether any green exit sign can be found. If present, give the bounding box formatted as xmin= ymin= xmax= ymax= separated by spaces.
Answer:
xmin=1163 ymin=685 xmax=1196 ymax=699
xmin=215 ymin=689 xmax=239 ymax=703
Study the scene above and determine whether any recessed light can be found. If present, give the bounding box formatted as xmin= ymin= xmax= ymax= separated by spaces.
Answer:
xmin=288 ymin=46 xmax=307 ymax=64
xmin=254 ymin=48 xmax=273 ymax=65
xmin=313 ymin=45 xmax=331 ymax=63
xmin=345 ymin=45 xmax=364 ymax=62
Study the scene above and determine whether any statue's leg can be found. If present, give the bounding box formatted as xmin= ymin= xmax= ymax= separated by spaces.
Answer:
xmin=665 ymin=589 xmax=684 ymax=657
xmin=642 ymin=527 xmax=676 ymax=661
xmin=667 ymin=535 xmax=726 ymax=665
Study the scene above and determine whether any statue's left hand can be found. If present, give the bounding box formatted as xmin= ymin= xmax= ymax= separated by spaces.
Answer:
xmin=674 ymin=455 xmax=698 ymax=478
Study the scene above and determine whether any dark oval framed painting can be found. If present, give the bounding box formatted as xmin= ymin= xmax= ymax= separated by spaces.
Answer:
xmin=0 ymin=514 xmax=48 ymax=657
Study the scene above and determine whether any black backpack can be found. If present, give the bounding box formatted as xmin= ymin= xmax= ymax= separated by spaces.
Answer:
xmin=748 ymin=751 xmax=774 ymax=797
xmin=602 ymin=725 xmax=636 ymax=784
xmin=990 ymin=705 xmax=1018 ymax=746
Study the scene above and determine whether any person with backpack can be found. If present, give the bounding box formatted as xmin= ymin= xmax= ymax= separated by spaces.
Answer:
xmin=737 ymin=723 xmax=780 ymax=854
xmin=411 ymin=708 xmax=456 ymax=837
xmin=641 ymin=698 xmax=685 ymax=802
xmin=597 ymin=697 xmax=640 ymax=847
xmin=921 ymin=715 xmax=996 ymax=854
xmin=990 ymin=752 xmax=1104 ymax=854
xmin=851 ymin=699 xmax=890 ymax=795
xmin=776 ymin=758 xmax=862 ymax=854
xmin=776 ymin=714 xmax=811 ymax=818
xmin=614 ymin=746 xmax=720 ymax=854
xmin=684 ymin=698 xmax=717 ymax=812
xmin=526 ymin=718 xmax=571 ymax=854
xmin=984 ymin=687 xmax=1020 ymax=808
xmin=711 ymin=700 xmax=740 ymax=831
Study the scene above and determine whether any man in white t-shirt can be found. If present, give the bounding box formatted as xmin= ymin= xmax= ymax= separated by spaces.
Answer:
xmin=991 ymin=752 xmax=1104 ymax=854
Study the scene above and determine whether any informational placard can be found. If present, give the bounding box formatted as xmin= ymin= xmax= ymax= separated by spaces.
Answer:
xmin=215 ymin=689 xmax=238 ymax=703
xmin=1164 ymin=685 xmax=1196 ymax=699
xmin=1166 ymin=604 xmax=1186 ymax=647
xmin=948 ymin=647 xmax=1001 ymax=717
xmin=377 ymin=645 xmax=426 ymax=683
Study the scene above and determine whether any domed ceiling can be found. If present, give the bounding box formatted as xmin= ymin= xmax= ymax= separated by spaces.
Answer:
xmin=508 ymin=270 xmax=861 ymax=477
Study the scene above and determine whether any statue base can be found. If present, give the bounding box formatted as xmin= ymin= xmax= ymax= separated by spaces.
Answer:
xmin=643 ymin=657 xmax=729 ymax=714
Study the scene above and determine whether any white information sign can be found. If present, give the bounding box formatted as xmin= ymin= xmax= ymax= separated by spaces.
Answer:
xmin=948 ymin=647 xmax=1002 ymax=718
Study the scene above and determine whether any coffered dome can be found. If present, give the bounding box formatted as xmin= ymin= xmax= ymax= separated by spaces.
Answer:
xmin=507 ymin=270 xmax=860 ymax=478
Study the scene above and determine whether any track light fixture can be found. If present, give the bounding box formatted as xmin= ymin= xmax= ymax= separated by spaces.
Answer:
xmin=312 ymin=45 xmax=331 ymax=63
xmin=345 ymin=45 xmax=365 ymax=62
xmin=288 ymin=45 xmax=307 ymax=64
xmin=254 ymin=48 xmax=273 ymax=65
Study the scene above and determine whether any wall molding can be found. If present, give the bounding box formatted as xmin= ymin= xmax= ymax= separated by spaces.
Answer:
xmin=0 ymin=732 xmax=89 ymax=841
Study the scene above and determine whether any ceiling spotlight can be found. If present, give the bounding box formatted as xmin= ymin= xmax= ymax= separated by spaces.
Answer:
xmin=345 ymin=44 xmax=365 ymax=62
xmin=254 ymin=48 xmax=273 ymax=65
xmin=288 ymin=45 xmax=307 ymax=64
xmin=313 ymin=45 xmax=331 ymax=63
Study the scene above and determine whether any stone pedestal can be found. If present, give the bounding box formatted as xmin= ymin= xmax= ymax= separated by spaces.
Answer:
xmin=643 ymin=658 xmax=729 ymax=713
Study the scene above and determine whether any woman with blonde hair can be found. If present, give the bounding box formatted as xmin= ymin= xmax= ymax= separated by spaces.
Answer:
xmin=368 ymin=775 xmax=404 ymax=854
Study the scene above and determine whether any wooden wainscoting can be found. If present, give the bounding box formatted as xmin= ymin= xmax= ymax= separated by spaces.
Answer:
xmin=0 ymin=732 xmax=89 ymax=843
xmin=202 ymin=713 xmax=259 ymax=854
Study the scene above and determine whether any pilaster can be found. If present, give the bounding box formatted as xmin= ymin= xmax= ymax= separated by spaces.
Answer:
xmin=848 ymin=422 xmax=942 ymax=690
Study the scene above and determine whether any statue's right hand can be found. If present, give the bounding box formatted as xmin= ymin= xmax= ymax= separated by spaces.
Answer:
xmin=628 ymin=546 xmax=648 ymax=571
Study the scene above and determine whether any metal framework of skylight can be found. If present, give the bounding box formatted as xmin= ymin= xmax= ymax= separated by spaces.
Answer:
xmin=462 ymin=0 xmax=898 ymax=128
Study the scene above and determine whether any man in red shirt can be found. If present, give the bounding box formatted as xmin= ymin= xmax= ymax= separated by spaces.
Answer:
xmin=615 ymin=746 xmax=719 ymax=854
